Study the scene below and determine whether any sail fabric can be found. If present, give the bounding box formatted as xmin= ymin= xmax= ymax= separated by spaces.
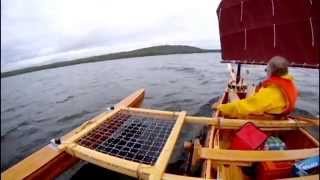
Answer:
xmin=217 ymin=0 xmax=320 ymax=68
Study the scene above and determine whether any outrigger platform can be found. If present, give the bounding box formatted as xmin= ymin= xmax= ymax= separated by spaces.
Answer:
xmin=59 ymin=107 xmax=186 ymax=179
xmin=61 ymin=107 xmax=320 ymax=180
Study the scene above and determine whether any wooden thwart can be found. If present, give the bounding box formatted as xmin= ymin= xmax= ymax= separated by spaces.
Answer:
xmin=200 ymin=148 xmax=319 ymax=162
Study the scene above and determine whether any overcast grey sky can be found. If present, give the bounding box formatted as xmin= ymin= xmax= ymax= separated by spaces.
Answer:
xmin=1 ymin=0 xmax=221 ymax=71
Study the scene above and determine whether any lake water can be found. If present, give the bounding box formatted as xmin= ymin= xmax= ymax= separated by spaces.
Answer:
xmin=1 ymin=53 xmax=319 ymax=172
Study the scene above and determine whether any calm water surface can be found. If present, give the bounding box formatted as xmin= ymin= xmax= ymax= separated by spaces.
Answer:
xmin=1 ymin=53 xmax=319 ymax=172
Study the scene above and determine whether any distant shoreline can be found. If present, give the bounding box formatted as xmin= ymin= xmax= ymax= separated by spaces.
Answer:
xmin=1 ymin=45 xmax=220 ymax=78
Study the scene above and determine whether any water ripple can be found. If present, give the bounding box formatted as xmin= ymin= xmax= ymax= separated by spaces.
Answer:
xmin=56 ymin=110 xmax=91 ymax=123
xmin=55 ymin=95 xmax=74 ymax=104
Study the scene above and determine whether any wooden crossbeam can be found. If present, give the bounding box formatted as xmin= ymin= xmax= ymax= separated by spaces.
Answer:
xmin=109 ymin=107 xmax=318 ymax=129
xmin=199 ymin=148 xmax=319 ymax=162
xmin=278 ymin=175 xmax=319 ymax=180
xmin=185 ymin=116 xmax=316 ymax=128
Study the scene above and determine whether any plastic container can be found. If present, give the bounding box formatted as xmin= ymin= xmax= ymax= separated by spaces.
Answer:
xmin=293 ymin=156 xmax=319 ymax=176
xmin=257 ymin=161 xmax=294 ymax=180
xmin=230 ymin=122 xmax=267 ymax=150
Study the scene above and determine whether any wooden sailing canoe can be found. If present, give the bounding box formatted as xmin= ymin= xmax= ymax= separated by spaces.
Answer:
xmin=1 ymin=88 xmax=319 ymax=180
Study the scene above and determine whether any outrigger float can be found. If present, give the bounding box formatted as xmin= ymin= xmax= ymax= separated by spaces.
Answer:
xmin=2 ymin=0 xmax=319 ymax=179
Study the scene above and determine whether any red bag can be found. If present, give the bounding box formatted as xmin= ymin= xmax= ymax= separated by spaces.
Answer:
xmin=230 ymin=122 xmax=267 ymax=150
xmin=257 ymin=161 xmax=294 ymax=180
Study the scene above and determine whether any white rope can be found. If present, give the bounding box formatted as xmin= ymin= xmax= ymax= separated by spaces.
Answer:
xmin=240 ymin=1 xmax=244 ymax=22
xmin=244 ymin=28 xmax=247 ymax=50
xmin=219 ymin=7 xmax=222 ymax=22
xmin=271 ymin=0 xmax=275 ymax=16
xmin=273 ymin=24 xmax=276 ymax=48
xmin=309 ymin=17 xmax=315 ymax=47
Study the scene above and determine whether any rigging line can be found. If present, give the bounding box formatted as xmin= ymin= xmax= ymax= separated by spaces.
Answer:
xmin=271 ymin=0 xmax=275 ymax=16
xmin=309 ymin=17 xmax=315 ymax=47
xmin=240 ymin=1 xmax=244 ymax=22
xmin=244 ymin=28 xmax=247 ymax=50
xmin=309 ymin=0 xmax=312 ymax=5
xmin=218 ymin=7 xmax=222 ymax=22
xmin=273 ymin=24 xmax=276 ymax=48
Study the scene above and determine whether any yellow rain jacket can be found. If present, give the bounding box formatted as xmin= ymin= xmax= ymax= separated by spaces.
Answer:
xmin=217 ymin=74 xmax=296 ymax=118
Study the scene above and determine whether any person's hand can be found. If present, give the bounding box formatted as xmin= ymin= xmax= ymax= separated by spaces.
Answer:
xmin=211 ymin=102 xmax=220 ymax=110
xmin=228 ymin=89 xmax=240 ymax=102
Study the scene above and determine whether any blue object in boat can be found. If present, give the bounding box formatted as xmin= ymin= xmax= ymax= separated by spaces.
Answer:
xmin=293 ymin=156 xmax=319 ymax=176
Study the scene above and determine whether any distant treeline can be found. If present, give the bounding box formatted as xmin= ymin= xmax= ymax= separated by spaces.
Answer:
xmin=1 ymin=45 xmax=220 ymax=78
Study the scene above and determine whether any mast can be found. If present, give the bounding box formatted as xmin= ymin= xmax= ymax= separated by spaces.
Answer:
xmin=236 ymin=64 xmax=241 ymax=84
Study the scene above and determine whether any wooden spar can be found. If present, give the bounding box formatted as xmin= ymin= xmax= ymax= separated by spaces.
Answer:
xmin=1 ymin=89 xmax=145 ymax=180
xmin=184 ymin=116 xmax=316 ymax=128
xmin=110 ymin=107 xmax=317 ymax=129
xmin=200 ymin=148 xmax=319 ymax=162
xmin=124 ymin=107 xmax=179 ymax=117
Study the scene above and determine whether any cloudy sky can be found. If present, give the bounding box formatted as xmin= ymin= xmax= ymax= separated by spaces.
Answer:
xmin=1 ymin=0 xmax=221 ymax=71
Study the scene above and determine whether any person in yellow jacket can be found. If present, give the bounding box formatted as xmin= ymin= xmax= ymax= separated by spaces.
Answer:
xmin=212 ymin=56 xmax=299 ymax=118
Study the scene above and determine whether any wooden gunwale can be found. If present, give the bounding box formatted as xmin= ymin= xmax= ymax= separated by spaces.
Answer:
xmin=1 ymin=89 xmax=145 ymax=180
xmin=123 ymin=107 xmax=180 ymax=119
xmin=112 ymin=108 xmax=317 ymax=129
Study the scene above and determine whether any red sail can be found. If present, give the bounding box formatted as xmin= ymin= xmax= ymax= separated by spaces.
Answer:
xmin=217 ymin=0 xmax=320 ymax=68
